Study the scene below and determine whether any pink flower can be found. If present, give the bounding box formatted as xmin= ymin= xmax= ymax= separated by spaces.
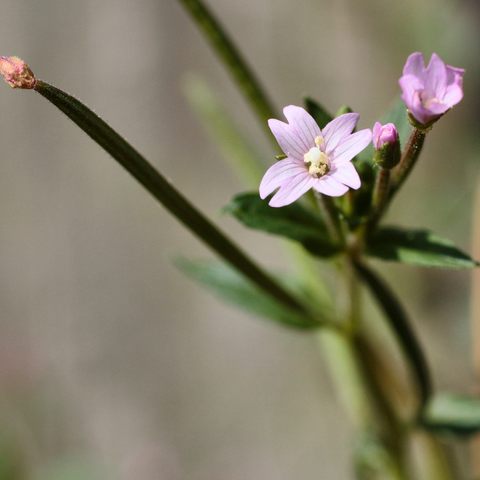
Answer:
xmin=259 ymin=106 xmax=372 ymax=207
xmin=398 ymin=52 xmax=464 ymax=126
xmin=373 ymin=122 xmax=398 ymax=150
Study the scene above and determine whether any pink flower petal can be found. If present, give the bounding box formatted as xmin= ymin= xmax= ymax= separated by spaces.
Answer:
xmin=443 ymin=83 xmax=463 ymax=107
xmin=446 ymin=65 xmax=465 ymax=85
xmin=424 ymin=53 xmax=447 ymax=100
xmin=283 ymin=105 xmax=321 ymax=148
xmin=259 ymin=158 xmax=305 ymax=199
xmin=268 ymin=172 xmax=316 ymax=207
xmin=313 ymin=175 xmax=349 ymax=197
xmin=322 ymin=113 xmax=359 ymax=154
xmin=403 ymin=52 xmax=426 ymax=81
xmin=329 ymin=162 xmax=361 ymax=189
xmin=267 ymin=106 xmax=321 ymax=161
xmin=372 ymin=122 xmax=382 ymax=141
xmin=329 ymin=129 xmax=372 ymax=165
xmin=268 ymin=119 xmax=307 ymax=161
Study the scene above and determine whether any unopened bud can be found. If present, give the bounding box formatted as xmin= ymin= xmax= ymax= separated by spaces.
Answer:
xmin=0 ymin=56 xmax=36 ymax=89
xmin=372 ymin=122 xmax=400 ymax=169
xmin=373 ymin=122 xmax=397 ymax=150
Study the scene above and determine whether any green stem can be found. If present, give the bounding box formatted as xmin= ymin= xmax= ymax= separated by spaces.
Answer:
xmin=411 ymin=431 xmax=456 ymax=480
xmin=315 ymin=191 xmax=345 ymax=247
xmin=390 ymin=128 xmax=426 ymax=199
xmin=34 ymin=80 xmax=310 ymax=316
xmin=366 ymin=167 xmax=391 ymax=236
xmin=176 ymin=0 xmax=278 ymax=139
xmin=318 ymin=329 xmax=375 ymax=431
xmin=352 ymin=259 xmax=432 ymax=417
xmin=318 ymin=330 xmax=407 ymax=480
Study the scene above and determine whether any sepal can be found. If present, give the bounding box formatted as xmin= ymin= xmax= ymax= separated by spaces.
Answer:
xmin=373 ymin=137 xmax=401 ymax=169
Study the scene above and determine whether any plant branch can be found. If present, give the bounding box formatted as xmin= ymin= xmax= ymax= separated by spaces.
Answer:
xmin=352 ymin=259 xmax=432 ymax=417
xmin=34 ymin=80 xmax=311 ymax=317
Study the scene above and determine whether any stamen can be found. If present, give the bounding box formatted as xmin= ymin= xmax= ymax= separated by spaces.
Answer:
xmin=304 ymin=146 xmax=329 ymax=177
xmin=309 ymin=163 xmax=327 ymax=176
xmin=420 ymin=91 xmax=443 ymax=109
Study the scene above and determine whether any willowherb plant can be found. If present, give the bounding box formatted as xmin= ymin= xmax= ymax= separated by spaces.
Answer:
xmin=0 ymin=7 xmax=478 ymax=478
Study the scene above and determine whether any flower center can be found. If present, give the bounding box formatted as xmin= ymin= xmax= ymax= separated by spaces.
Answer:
xmin=304 ymin=136 xmax=329 ymax=177
xmin=419 ymin=91 xmax=443 ymax=109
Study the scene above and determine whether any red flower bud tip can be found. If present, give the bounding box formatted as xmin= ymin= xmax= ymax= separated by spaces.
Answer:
xmin=0 ymin=56 xmax=36 ymax=89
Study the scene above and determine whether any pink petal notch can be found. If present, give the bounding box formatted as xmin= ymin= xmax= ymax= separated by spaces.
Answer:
xmin=260 ymin=105 xmax=372 ymax=207
xmin=398 ymin=52 xmax=464 ymax=130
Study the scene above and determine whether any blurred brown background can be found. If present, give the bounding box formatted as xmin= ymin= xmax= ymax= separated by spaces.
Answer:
xmin=0 ymin=0 xmax=479 ymax=478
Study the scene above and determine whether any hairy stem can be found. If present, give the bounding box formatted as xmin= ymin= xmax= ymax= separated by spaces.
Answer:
xmin=366 ymin=167 xmax=391 ymax=235
xmin=390 ymin=128 xmax=426 ymax=199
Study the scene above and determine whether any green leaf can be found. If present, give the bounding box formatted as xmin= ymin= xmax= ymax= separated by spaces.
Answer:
xmin=224 ymin=193 xmax=341 ymax=258
xmin=176 ymin=258 xmax=328 ymax=330
xmin=303 ymin=96 xmax=333 ymax=129
xmin=367 ymin=226 xmax=479 ymax=269
xmin=422 ymin=393 xmax=480 ymax=437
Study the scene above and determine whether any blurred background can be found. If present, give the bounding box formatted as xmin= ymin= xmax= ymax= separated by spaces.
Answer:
xmin=0 ymin=0 xmax=479 ymax=478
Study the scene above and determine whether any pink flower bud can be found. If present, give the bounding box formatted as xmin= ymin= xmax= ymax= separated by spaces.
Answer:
xmin=372 ymin=122 xmax=398 ymax=150
xmin=0 ymin=56 xmax=36 ymax=89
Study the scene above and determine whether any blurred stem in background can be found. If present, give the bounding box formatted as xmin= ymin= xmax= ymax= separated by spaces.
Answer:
xmin=176 ymin=0 xmax=279 ymax=143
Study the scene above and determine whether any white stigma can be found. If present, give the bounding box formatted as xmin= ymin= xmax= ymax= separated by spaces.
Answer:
xmin=304 ymin=139 xmax=329 ymax=177
xmin=306 ymin=147 xmax=321 ymax=163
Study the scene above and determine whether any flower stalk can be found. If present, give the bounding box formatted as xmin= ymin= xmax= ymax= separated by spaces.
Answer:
xmin=366 ymin=167 xmax=392 ymax=234
xmin=390 ymin=128 xmax=426 ymax=199
xmin=315 ymin=191 xmax=345 ymax=247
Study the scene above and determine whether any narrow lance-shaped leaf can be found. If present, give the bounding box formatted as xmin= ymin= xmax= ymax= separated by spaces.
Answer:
xmin=177 ymin=258 xmax=330 ymax=330
xmin=367 ymin=226 xmax=479 ymax=269
xmin=422 ymin=393 xmax=480 ymax=437
xmin=224 ymin=193 xmax=341 ymax=258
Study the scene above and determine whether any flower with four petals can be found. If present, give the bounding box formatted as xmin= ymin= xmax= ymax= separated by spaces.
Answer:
xmin=259 ymin=106 xmax=372 ymax=207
